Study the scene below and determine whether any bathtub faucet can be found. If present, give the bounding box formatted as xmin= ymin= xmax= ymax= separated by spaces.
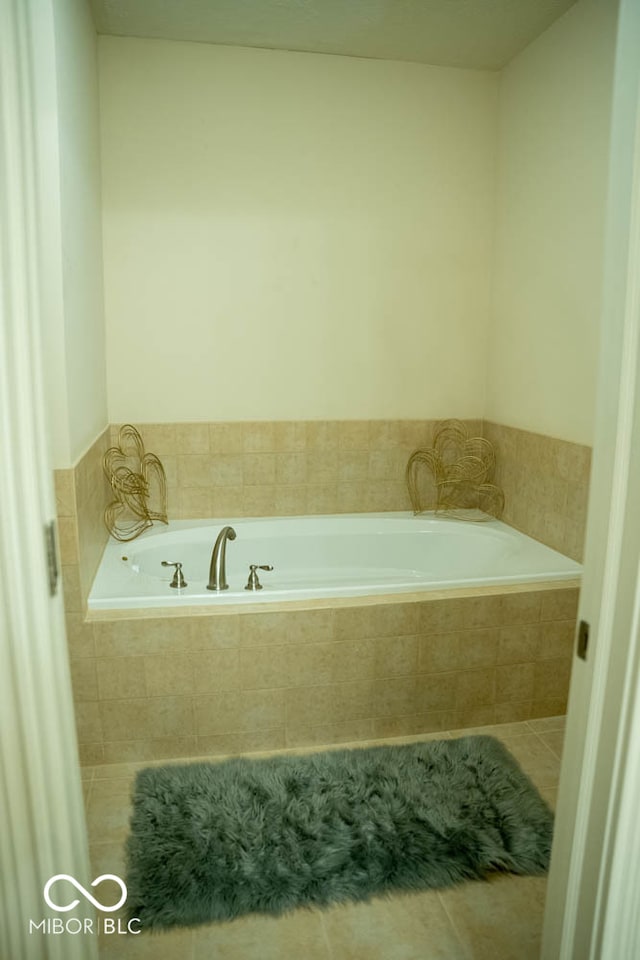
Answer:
xmin=207 ymin=525 xmax=237 ymax=591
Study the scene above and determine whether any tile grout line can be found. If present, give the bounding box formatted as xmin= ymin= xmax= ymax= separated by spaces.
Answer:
xmin=435 ymin=889 xmax=474 ymax=960
xmin=319 ymin=911 xmax=336 ymax=960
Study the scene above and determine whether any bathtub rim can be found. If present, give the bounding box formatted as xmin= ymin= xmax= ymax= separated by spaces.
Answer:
xmin=85 ymin=576 xmax=582 ymax=622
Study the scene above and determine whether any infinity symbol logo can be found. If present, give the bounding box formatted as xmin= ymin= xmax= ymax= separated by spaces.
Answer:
xmin=44 ymin=874 xmax=127 ymax=913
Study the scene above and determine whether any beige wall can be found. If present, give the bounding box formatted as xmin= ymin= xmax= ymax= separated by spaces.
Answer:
xmin=99 ymin=38 xmax=498 ymax=424
xmin=485 ymin=0 xmax=617 ymax=446
xmin=36 ymin=0 xmax=108 ymax=467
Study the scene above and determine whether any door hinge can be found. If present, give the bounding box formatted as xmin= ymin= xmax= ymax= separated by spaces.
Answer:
xmin=577 ymin=619 xmax=590 ymax=660
xmin=45 ymin=521 xmax=59 ymax=597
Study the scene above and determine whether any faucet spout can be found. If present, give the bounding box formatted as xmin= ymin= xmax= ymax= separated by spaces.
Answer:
xmin=207 ymin=525 xmax=236 ymax=591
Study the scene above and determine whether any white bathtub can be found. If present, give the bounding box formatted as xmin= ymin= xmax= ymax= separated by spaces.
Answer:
xmin=88 ymin=512 xmax=582 ymax=610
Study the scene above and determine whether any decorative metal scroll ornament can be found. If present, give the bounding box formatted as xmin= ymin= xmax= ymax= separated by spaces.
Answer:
xmin=406 ymin=419 xmax=504 ymax=521
xmin=103 ymin=425 xmax=168 ymax=541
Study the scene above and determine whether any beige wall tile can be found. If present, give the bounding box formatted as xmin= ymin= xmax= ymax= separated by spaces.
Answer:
xmin=373 ymin=636 xmax=418 ymax=678
xmin=178 ymin=487 xmax=212 ymax=517
xmin=240 ymin=643 xmax=331 ymax=689
xmin=497 ymin=624 xmax=541 ymax=664
xmin=210 ymin=454 xmax=243 ymax=487
xmin=370 ymin=677 xmax=417 ymax=717
xmin=537 ymin=621 xmax=576 ymax=660
xmin=54 ymin=470 xmax=76 ymax=517
xmin=78 ymin=743 xmax=104 ymax=764
xmin=495 ymin=701 xmax=532 ymax=723
xmin=240 ymin=609 xmax=334 ymax=646
xmin=188 ymin=616 xmax=241 ymax=650
xmin=305 ymin=482 xmax=338 ymax=514
xmin=540 ymin=588 xmax=580 ymax=621
xmin=100 ymin=696 xmax=194 ymax=741
xmin=337 ymin=482 xmax=368 ymax=513
xmin=275 ymin=452 xmax=307 ymax=484
xmin=416 ymin=673 xmax=457 ymax=712
xmin=75 ymin=702 xmax=103 ymax=743
xmin=496 ymin=662 xmax=536 ymax=703
xmin=61 ymin=564 xmax=82 ymax=613
xmin=137 ymin=423 xmax=177 ymax=455
xmin=176 ymin=423 xmax=210 ymax=454
xmin=530 ymin=697 xmax=568 ymax=718
xmin=70 ymin=660 xmax=98 ymax=702
xmin=65 ymin=613 xmax=95 ymax=659
xmin=273 ymin=421 xmax=306 ymax=451
xmin=418 ymin=599 xmax=469 ymax=634
xmin=243 ymin=421 xmax=276 ymax=452
xmin=191 ymin=649 xmax=241 ymax=693
xmin=338 ymin=450 xmax=369 ymax=482
xmin=331 ymin=680 xmax=377 ymax=722
xmin=57 ymin=517 xmax=78 ymax=566
xmin=458 ymin=629 xmax=498 ymax=668
xmin=96 ymin=658 xmax=146 ymax=700
xmin=368 ymin=449 xmax=405 ymax=481
xmin=453 ymin=705 xmax=496 ymax=728
xmin=338 ymin=421 xmax=370 ymax=451
xmin=274 ymin=484 xmax=307 ymax=516
xmin=534 ymin=659 xmax=572 ymax=701
xmin=144 ymin=654 xmax=193 ymax=697
xmin=177 ymin=454 xmax=213 ymax=487
xmin=418 ymin=633 xmax=461 ymax=674
xmin=94 ymin=617 xmax=190 ymax=656
xmin=285 ymin=719 xmax=375 ymax=748
xmin=456 ymin=668 xmax=496 ymax=708
xmin=243 ymin=453 xmax=276 ymax=485
xmin=285 ymin=685 xmax=335 ymax=729
xmin=210 ymin=486 xmax=244 ymax=517
xmin=334 ymin=602 xmax=419 ymax=642
xmin=499 ymin=592 xmax=543 ymax=625
xmin=243 ymin=485 xmax=276 ymax=516
xmin=195 ymin=728 xmax=286 ymax=756
xmin=209 ymin=422 xmax=243 ymax=453
xmin=196 ymin=689 xmax=285 ymax=736
xmin=102 ymin=737 xmax=198 ymax=763
xmin=305 ymin=421 xmax=339 ymax=451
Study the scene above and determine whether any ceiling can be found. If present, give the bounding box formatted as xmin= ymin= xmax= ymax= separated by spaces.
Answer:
xmin=89 ymin=0 xmax=578 ymax=72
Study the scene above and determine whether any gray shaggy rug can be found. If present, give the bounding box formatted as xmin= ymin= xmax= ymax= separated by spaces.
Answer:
xmin=125 ymin=736 xmax=553 ymax=929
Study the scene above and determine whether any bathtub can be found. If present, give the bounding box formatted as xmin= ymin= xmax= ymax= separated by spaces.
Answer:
xmin=88 ymin=512 xmax=581 ymax=611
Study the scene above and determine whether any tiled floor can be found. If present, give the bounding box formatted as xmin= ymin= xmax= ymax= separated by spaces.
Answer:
xmin=83 ymin=716 xmax=564 ymax=959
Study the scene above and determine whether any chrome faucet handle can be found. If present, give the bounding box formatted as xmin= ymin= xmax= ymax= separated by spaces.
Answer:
xmin=161 ymin=560 xmax=187 ymax=589
xmin=244 ymin=564 xmax=274 ymax=591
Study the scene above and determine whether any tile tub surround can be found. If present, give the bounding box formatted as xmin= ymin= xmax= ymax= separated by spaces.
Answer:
xmin=73 ymin=582 xmax=578 ymax=765
xmin=55 ymin=428 xmax=112 ymax=622
xmin=109 ymin=419 xmax=483 ymax=521
xmin=482 ymin=421 xmax=591 ymax=562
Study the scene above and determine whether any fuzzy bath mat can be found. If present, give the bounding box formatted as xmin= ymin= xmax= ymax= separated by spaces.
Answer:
xmin=125 ymin=736 xmax=553 ymax=929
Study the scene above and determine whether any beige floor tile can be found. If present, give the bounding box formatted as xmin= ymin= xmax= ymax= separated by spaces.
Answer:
xmin=321 ymin=892 xmax=468 ymax=960
xmin=438 ymin=873 xmax=547 ymax=960
xmin=193 ymin=908 xmax=330 ymax=959
xmin=86 ymin=792 xmax=131 ymax=845
xmin=98 ymin=926 xmax=194 ymax=959
xmin=449 ymin=721 xmax=531 ymax=741
xmin=536 ymin=730 xmax=564 ymax=759
xmin=85 ymin=719 xmax=558 ymax=960
xmin=498 ymin=734 xmax=561 ymax=787
xmin=527 ymin=714 xmax=566 ymax=733
xmin=91 ymin=778 xmax=134 ymax=799
xmin=90 ymin=841 xmax=127 ymax=879
xmin=538 ymin=783 xmax=558 ymax=811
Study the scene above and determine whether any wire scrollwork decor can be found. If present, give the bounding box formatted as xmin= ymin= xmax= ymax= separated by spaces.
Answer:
xmin=406 ymin=419 xmax=504 ymax=521
xmin=103 ymin=424 xmax=168 ymax=541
